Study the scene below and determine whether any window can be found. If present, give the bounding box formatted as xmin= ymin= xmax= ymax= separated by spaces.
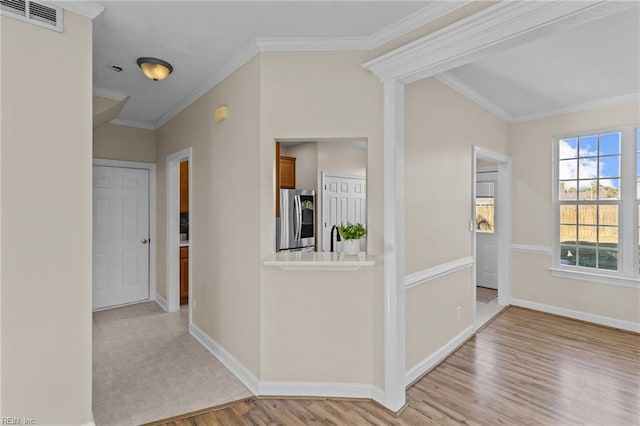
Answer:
xmin=476 ymin=197 xmax=494 ymax=233
xmin=554 ymin=127 xmax=639 ymax=285
xmin=476 ymin=181 xmax=495 ymax=234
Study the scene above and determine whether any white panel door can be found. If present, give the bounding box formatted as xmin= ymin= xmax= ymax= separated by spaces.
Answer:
xmin=93 ymin=166 xmax=150 ymax=309
xmin=322 ymin=174 xmax=366 ymax=252
xmin=476 ymin=172 xmax=497 ymax=289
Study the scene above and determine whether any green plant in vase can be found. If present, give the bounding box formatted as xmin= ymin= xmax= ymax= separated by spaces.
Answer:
xmin=338 ymin=222 xmax=366 ymax=255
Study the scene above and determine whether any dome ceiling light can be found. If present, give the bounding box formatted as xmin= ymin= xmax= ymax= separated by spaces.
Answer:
xmin=136 ymin=57 xmax=174 ymax=81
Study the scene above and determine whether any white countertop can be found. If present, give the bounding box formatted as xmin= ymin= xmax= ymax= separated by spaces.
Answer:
xmin=263 ymin=251 xmax=375 ymax=271
xmin=180 ymin=241 xmax=190 ymax=247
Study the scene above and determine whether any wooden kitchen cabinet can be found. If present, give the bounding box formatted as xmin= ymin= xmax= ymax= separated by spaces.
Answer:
xmin=280 ymin=156 xmax=296 ymax=189
xmin=180 ymin=246 xmax=188 ymax=305
xmin=180 ymin=161 xmax=189 ymax=213
xmin=275 ymin=142 xmax=296 ymax=217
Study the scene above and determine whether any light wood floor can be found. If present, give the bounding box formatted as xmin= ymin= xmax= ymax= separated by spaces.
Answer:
xmin=150 ymin=307 xmax=640 ymax=425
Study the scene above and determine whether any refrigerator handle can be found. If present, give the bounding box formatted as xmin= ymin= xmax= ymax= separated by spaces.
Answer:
xmin=292 ymin=195 xmax=297 ymax=241
xmin=295 ymin=195 xmax=302 ymax=241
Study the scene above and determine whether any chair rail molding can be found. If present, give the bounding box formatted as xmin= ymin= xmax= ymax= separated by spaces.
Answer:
xmin=405 ymin=257 xmax=474 ymax=290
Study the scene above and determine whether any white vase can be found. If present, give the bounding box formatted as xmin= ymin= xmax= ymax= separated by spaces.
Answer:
xmin=342 ymin=239 xmax=360 ymax=255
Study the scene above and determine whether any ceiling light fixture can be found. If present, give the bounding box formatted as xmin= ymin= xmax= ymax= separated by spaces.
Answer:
xmin=136 ymin=57 xmax=173 ymax=81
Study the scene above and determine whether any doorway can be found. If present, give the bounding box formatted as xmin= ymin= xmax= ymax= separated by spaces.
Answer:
xmin=167 ymin=147 xmax=192 ymax=320
xmin=92 ymin=159 xmax=156 ymax=310
xmin=472 ymin=147 xmax=511 ymax=330
xmin=321 ymin=172 xmax=367 ymax=252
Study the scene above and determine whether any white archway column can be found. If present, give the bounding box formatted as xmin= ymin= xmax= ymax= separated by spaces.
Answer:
xmin=382 ymin=80 xmax=406 ymax=411
xmin=364 ymin=0 xmax=634 ymax=413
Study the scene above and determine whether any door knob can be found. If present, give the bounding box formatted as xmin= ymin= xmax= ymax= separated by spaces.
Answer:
xmin=142 ymin=238 xmax=148 ymax=244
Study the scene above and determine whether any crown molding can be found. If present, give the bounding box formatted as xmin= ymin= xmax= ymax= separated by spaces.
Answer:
xmin=366 ymin=0 xmax=470 ymax=49
xmin=109 ymin=118 xmax=155 ymax=130
xmin=363 ymin=1 xmax=636 ymax=83
xmin=511 ymin=93 xmax=640 ymax=123
xmin=253 ymin=2 xmax=472 ymax=52
xmin=93 ymin=87 xmax=127 ymax=101
xmin=94 ymin=1 xmax=639 ymax=132
xmin=437 ymin=72 xmax=639 ymax=124
xmin=152 ymin=41 xmax=259 ymax=129
xmin=47 ymin=1 xmax=104 ymax=19
xmin=134 ymin=3 xmax=471 ymax=129
xmin=436 ymin=72 xmax=513 ymax=122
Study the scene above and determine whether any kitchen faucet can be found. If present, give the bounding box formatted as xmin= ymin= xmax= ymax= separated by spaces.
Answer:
xmin=330 ymin=225 xmax=341 ymax=252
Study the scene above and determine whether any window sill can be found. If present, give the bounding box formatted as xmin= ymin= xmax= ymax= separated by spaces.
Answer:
xmin=549 ymin=267 xmax=639 ymax=288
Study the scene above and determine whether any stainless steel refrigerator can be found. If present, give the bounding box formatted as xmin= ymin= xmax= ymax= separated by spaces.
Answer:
xmin=276 ymin=189 xmax=315 ymax=251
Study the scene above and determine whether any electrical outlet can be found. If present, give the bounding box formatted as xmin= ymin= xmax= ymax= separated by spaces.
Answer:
xmin=457 ymin=305 xmax=462 ymax=320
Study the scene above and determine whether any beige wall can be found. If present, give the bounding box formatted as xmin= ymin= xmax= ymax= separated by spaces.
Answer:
xmin=405 ymin=77 xmax=509 ymax=273
xmin=1 ymin=12 xmax=93 ymax=424
xmin=94 ymin=123 xmax=156 ymax=163
xmin=509 ymin=101 xmax=640 ymax=323
xmin=261 ymin=268 xmax=375 ymax=383
xmin=259 ymin=51 xmax=384 ymax=387
xmin=280 ymin=142 xmax=317 ymax=191
xmin=406 ymin=268 xmax=473 ymax=369
xmin=404 ymin=77 xmax=509 ymax=370
xmin=260 ymin=51 xmax=382 ymax=257
xmin=155 ymin=56 xmax=262 ymax=377
xmin=317 ymin=142 xmax=367 ymax=179
xmin=155 ymin=51 xmax=384 ymax=386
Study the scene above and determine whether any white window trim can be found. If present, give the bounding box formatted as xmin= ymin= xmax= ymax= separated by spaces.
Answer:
xmin=550 ymin=267 xmax=639 ymax=288
xmin=551 ymin=126 xmax=639 ymax=288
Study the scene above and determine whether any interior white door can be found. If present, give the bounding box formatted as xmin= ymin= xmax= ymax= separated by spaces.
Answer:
xmin=476 ymin=172 xmax=498 ymax=289
xmin=93 ymin=166 xmax=150 ymax=309
xmin=322 ymin=174 xmax=366 ymax=252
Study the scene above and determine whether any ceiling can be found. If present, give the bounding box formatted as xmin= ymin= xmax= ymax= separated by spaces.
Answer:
xmin=94 ymin=2 xmax=639 ymax=129
xmin=441 ymin=6 xmax=640 ymax=122
xmin=93 ymin=1 xmax=435 ymax=128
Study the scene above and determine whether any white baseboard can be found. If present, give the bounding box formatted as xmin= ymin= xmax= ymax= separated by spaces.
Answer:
xmin=511 ymin=298 xmax=640 ymax=333
xmin=259 ymin=381 xmax=384 ymax=401
xmin=188 ymin=322 xmax=388 ymax=404
xmin=155 ymin=294 xmax=168 ymax=311
xmin=189 ymin=322 xmax=260 ymax=395
xmin=405 ymin=324 xmax=475 ymax=386
xmin=189 ymin=323 xmax=384 ymax=405
xmin=370 ymin=385 xmax=385 ymax=406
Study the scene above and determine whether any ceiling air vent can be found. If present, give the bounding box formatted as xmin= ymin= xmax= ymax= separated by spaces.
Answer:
xmin=0 ymin=0 xmax=63 ymax=32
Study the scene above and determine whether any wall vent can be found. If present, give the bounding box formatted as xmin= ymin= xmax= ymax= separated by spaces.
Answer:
xmin=0 ymin=0 xmax=63 ymax=32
